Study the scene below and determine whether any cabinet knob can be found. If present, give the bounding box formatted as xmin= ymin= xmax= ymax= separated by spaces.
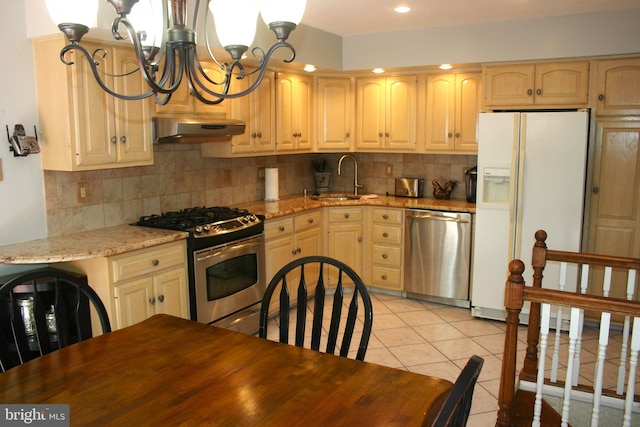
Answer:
xmin=257 ymin=132 xmax=262 ymax=138
xmin=251 ymin=132 xmax=257 ymax=138
xmin=149 ymin=297 xmax=156 ymax=305
xmin=382 ymin=214 xmax=388 ymax=220
xmin=385 ymin=132 xmax=390 ymax=138
xmin=382 ymin=253 xmax=388 ymax=259
xmin=527 ymin=89 xmax=533 ymax=96
xmin=279 ymin=226 xmax=285 ymax=232
xmin=592 ymin=186 xmax=599 ymax=194
xmin=344 ymin=213 xmax=350 ymax=219
xmin=382 ymin=232 xmax=389 ymax=238
xmin=157 ymin=294 xmax=165 ymax=303
xmin=381 ymin=275 xmax=387 ymax=280
xmin=379 ymin=132 xmax=383 ymax=138
xmin=297 ymin=248 xmax=302 ymax=254
xmin=448 ymin=132 xmax=453 ymax=138
xmin=598 ymin=94 xmax=605 ymax=101
xmin=536 ymin=89 xmax=542 ymax=96
xmin=111 ymin=136 xmax=117 ymax=144
xmin=346 ymin=132 xmax=350 ymax=138
xmin=151 ymin=259 xmax=160 ymax=266
xmin=120 ymin=135 xmax=127 ymax=144
xmin=358 ymin=237 xmax=362 ymax=242
xmin=455 ymin=132 xmax=460 ymax=138
xmin=308 ymin=218 xmax=314 ymax=224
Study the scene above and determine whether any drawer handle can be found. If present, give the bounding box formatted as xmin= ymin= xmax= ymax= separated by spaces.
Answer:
xmin=344 ymin=213 xmax=349 ymax=219
xmin=158 ymin=295 xmax=165 ymax=303
xmin=152 ymin=259 xmax=160 ymax=266
xmin=279 ymin=226 xmax=285 ymax=232
xmin=308 ymin=218 xmax=314 ymax=224
xmin=382 ymin=253 xmax=388 ymax=259
xmin=149 ymin=297 xmax=156 ymax=305
xmin=381 ymin=275 xmax=387 ymax=280
xmin=383 ymin=214 xmax=388 ymax=220
xmin=382 ymin=232 xmax=389 ymax=238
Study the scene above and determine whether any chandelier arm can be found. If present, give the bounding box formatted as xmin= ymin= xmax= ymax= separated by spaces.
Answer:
xmin=185 ymin=48 xmax=229 ymax=105
xmin=60 ymin=44 xmax=155 ymax=101
xmin=202 ymin=0 xmax=226 ymax=71
xmin=114 ymin=16 xmax=184 ymax=95
xmin=192 ymin=53 xmax=228 ymax=86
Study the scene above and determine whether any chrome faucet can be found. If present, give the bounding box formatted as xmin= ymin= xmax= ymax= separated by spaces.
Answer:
xmin=337 ymin=154 xmax=364 ymax=195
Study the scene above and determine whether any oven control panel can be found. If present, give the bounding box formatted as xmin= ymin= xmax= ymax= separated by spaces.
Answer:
xmin=192 ymin=215 xmax=261 ymax=237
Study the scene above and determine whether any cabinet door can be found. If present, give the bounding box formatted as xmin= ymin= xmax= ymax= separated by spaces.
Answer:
xmin=114 ymin=277 xmax=155 ymax=329
xmin=317 ymin=77 xmax=353 ymax=150
xmin=228 ymin=75 xmax=254 ymax=154
xmin=596 ymin=58 xmax=640 ymax=116
xmin=356 ymin=78 xmax=385 ymax=149
xmin=535 ymin=61 xmax=589 ymax=106
xmin=385 ymin=75 xmax=417 ymax=150
xmin=276 ymin=73 xmax=312 ymax=152
xmin=455 ymin=73 xmax=482 ymax=151
xmin=425 ymin=74 xmax=455 ymax=151
xmin=113 ymin=48 xmax=153 ymax=164
xmin=153 ymin=268 xmax=189 ymax=319
xmin=254 ymin=71 xmax=277 ymax=153
xmin=483 ymin=64 xmax=535 ymax=107
xmin=327 ymin=223 xmax=363 ymax=283
xmin=265 ymin=235 xmax=295 ymax=316
xmin=74 ymin=43 xmax=118 ymax=167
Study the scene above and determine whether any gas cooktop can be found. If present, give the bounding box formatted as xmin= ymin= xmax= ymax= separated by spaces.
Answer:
xmin=135 ymin=206 xmax=262 ymax=238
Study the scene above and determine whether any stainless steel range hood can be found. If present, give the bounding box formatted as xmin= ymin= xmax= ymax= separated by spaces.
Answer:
xmin=153 ymin=117 xmax=246 ymax=144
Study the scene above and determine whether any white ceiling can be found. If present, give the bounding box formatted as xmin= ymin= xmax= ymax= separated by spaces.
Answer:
xmin=301 ymin=0 xmax=640 ymax=37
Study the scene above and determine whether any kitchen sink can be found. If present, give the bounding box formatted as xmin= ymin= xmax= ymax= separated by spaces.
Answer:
xmin=310 ymin=193 xmax=361 ymax=201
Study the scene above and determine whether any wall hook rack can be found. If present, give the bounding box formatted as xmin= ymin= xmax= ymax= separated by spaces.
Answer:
xmin=6 ymin=124 xmax=40 ymax=157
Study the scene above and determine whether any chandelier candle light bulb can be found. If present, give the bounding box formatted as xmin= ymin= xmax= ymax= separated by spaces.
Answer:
xmin=45 ymin=0 xmax=306 ymax=105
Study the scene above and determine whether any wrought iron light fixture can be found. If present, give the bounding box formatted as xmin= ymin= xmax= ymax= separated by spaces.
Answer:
xmin=45 ymin=0 xmax=306 ymax=105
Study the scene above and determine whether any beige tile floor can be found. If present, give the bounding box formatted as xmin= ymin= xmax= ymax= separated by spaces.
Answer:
xmin=363 ymin=292 xmax=504 ymax=426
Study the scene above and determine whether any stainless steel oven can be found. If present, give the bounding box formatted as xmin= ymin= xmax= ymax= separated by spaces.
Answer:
xmin=193 ymin=234 xmax=266 ymax=334
xmin=135 ymin=206 xmax=266 ymax=335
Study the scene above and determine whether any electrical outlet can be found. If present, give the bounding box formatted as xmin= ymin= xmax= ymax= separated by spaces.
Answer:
xmin=385 ymin=163 xmax=393 ymax=177
xmin=77 ymin=182 xmax=89 ymax=201
xmin=258 ymin=167 xmax=265 ymax=180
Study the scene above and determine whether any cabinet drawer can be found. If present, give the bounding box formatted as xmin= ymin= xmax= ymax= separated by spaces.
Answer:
xmin=372 ymin=224 xmax=402 ymax=245
xmin=294 ymin=210 xmax=322 ymax=232
xmin=372 ymin=245 xmax=402 ymax=267
xmin=327 ymin=207 xmax=363 ymax=223
xmin=371 ymin=266 xmax=402 ymax=289
xmin=111 ymin=242 xmax=186 ymax=284
xmin=372 ymin=208 xmax=403 ymax=225
xmin=265 ymin=217 xmax=294 ymax=239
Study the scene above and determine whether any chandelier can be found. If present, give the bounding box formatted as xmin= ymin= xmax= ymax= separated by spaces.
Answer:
xmin=44 ymin=0 xmax=306 ymax=105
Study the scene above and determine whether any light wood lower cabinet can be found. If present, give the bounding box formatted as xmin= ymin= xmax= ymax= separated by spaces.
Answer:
xmin=368 ymin=208 xmax=404 ymax=290
xmin=326 ymin=207 xmax=364 ymax=286
xmin=265 ymin=210 xmax=323 ymax=313
xmin=59 ymin=240 xmax=189 ymax=330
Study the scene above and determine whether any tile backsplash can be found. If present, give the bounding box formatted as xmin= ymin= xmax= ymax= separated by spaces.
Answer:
xmin=43 ymin=144 xmax=476 ymax=236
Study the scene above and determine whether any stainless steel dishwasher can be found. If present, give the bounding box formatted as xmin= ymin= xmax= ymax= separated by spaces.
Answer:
xmin=404 ymin=209 xmax=472 ymax=308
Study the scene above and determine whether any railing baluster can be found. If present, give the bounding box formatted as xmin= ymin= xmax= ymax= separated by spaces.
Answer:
xmin=551 ymin=262 xmax=567 ymax=382
xmin=617 ymin=269 xmax=636 ymax=394
xmin=590 ymin=311 xmax=611 ymax=427
xmin=533 ymin=303 xmax=551 ymax=427
xmin=623 ymin=317 xmax=640 ymax=427
xmin=562 ymin=307 xmax=581 ymax=427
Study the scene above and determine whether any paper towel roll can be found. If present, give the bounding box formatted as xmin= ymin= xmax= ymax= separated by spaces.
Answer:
xmin=265 ymin=168 xmax=279 ymax=201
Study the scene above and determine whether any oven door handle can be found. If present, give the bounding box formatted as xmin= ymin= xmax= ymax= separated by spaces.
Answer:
xmin=195 ymin=240 xmax=261 ymax=263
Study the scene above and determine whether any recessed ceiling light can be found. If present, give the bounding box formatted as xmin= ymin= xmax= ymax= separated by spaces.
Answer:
xmin=439 ymin=64 xmax=453 ymax=70
xmin=394 ymin=6 xmax=412 ymax=14
xmin=304 ymin=64 xmax=316 ymax=72
xmin=372 ymin=68 xmax=385 ymax=74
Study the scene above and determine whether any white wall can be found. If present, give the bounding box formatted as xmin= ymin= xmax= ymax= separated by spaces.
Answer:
xmin=0 ymin=1 xmax=48 ymax=275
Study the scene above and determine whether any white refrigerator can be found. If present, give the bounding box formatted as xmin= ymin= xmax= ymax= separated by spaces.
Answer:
xmin=471 ymin=111 xmax=589 ymax=320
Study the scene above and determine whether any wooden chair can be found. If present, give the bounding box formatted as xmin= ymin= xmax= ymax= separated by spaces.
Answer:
xmin=427 ymin=355 xmax=484 ymax=427
xmin=259 ymin=256 xmax=373 ymax=361
xmin=0 ymin=268 xmax=111 ymax=372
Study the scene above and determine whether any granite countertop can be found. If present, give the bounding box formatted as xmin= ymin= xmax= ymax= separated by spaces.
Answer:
xmin=238 ymin=194 xmax=476 ymax=220
xmin=0 ymin=195 xmax=473 ymax=265
xmin=0 ymin=225 xmax=188 ymax=264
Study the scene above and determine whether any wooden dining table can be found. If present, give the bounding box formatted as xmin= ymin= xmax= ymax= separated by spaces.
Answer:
xmin=0 ymin=314 xmax=452 ymax=426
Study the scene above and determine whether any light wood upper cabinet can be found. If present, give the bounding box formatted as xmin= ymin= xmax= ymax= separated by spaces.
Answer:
xmin=201 ymin=71 xmax=276 ymax=158
xmin=595 ymin=57 xmax=640 ymax=116
xmin=153 ymin=59 xmax=228 ymax=117
xmin=425 ymin=73 xmax=481 ymax=152
xmin=483 ymin=61 xmax=589 ymax=108
xmin=356 ymin=75 xmax=417 ymax=151
xmin=276 ymin=72 xmax=312 ymax=152
xmin=33 ymin=36 xmax=153 ymax=171
xmin=316 ymin=77 xmax=354 ymax=151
